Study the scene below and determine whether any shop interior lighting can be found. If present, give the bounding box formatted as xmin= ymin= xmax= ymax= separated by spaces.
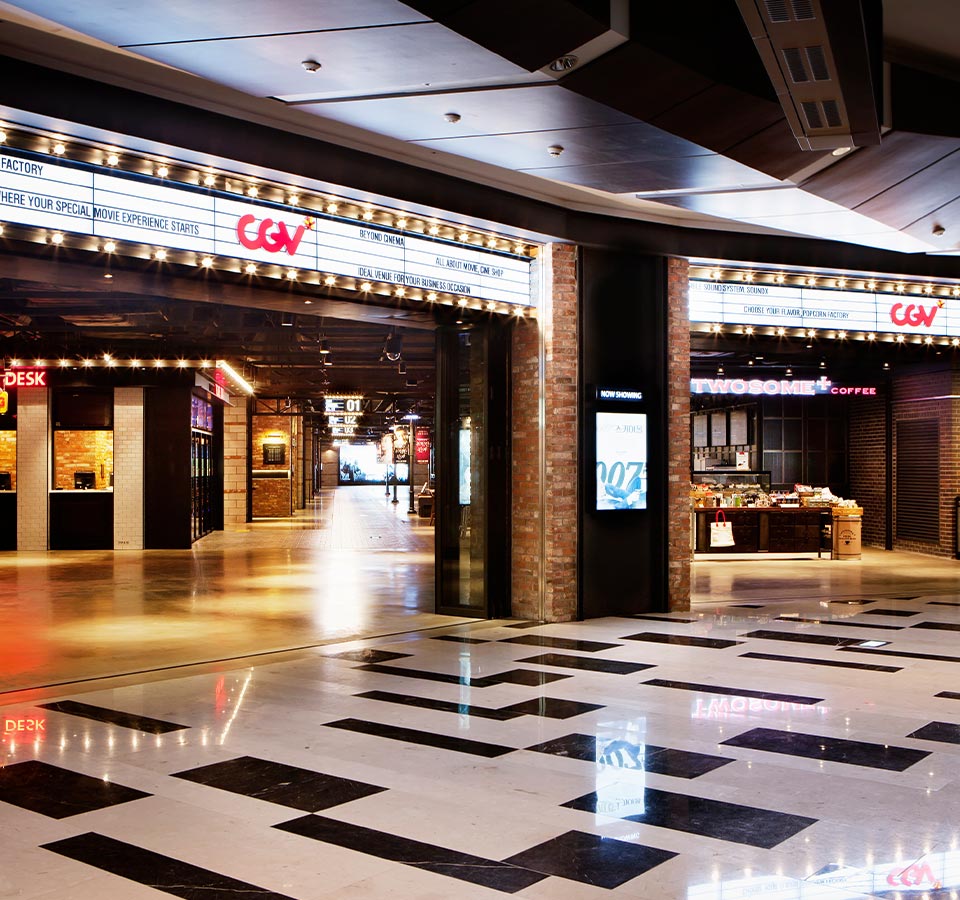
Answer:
xmin=216 ymin=360 xmax=254 ymax=395
xmin=394 ymin=286 xmax=406 ymax=297
xmin=837 ymin=330 xmax=847 ymax=339
xmin=775 ymin=273 xmax=786 ymax=284
xmin=458 ymin=231 xmax=469 ymax=242
xmin=925 ymin=335 xmax=934 ymax=344
xmin=867 ymin=280 xmax=877 ymax=290
xmin=710 ymin=323 xmax=722 ymax=333
xmin=203 ymin=173 xmax=216 ymax=186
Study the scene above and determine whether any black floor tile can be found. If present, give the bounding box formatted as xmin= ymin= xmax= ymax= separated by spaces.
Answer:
xmin=355 ymin=663 xmax=473 ymax=685
xmin=500 ymin=635 xmax=622 ymax=652
xmin=516 ymin=653 xmax=654 ymax=675
xmin=323 ymin=718 xmax=515 ymax=758
xmin=729 ymin=604 xmax=765 ymax=608
xmin=859 ymin=608 xmax=921 ymax=617
xmin=829 ymin=599 xmax=877 ymax=605
xmin=911 ymin=622 xmax=960 ymax=632
xmin=43 ymin=832 xmax=297 ymax=899
xmin=632 ymin=615 xmax=698 ymax=623
xmin=330 ymin=649 xmax=413 ymax=663
xmin=172 ymin=756 xmax=386 ymax=812
xmin=430 ymin=635 xmax=491 ymax=644
xmin=928 ymin=601 xmax=960 ymax=607
xmin=0 ymin=761 xmax=150 ymax=819
xmin=503 ymin=830 xmax=677 ymax=889
xmin=356 ymin=689 xmax=524 ymax=720
xmin=274 ymin=814 xmax=545 ymax=893
xmin=476 ymin=668 xmax=574 ymax=686
xmin=642 ymin=678 xmax=823 ymax=705
xmin=775 ymin=616 xmax=904 ymax=631
xmin=562 ymin=786 xmax=815 ymax=849
xmin=740 ymin=651 xmax=902 ymax=673
xmin=500 ymin=697 xmax=604 ymax=719
xmin=907 ymin=721 xmax=960 ymax=745
xmin=838 ymin=646 xmax=960 ymax=664
xmin=621 ymin=632 xmax=743 ymax=649
xmin=740 ymin=629 xmax=861 ymax=646
xmin=935 ymin=691 xmax=960 ymax=700
xmin=38 ymin=700 xmax=189 ymax=734
xmin=526 ymin=733 xmax=733 ymax=778
xmin=505 ymin=621 xmax=543 ymax=629
xmin=721 ymin=727 xmax=930 ymax=771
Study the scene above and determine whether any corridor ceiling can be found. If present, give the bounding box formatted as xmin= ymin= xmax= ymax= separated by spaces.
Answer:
xmin=0 ymin=0 xmax=958 ymax=256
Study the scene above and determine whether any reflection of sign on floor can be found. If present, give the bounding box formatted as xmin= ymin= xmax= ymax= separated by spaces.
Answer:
xmin=691 ymin=696 xmax=829 ymax=719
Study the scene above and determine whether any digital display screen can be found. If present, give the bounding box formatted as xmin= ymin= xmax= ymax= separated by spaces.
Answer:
xmin=596 ymin=412 xmax=647 ymax=511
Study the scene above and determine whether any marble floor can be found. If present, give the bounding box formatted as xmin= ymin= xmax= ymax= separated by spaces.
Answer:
xmin=2 ymin=496 xmax=960 ymax=898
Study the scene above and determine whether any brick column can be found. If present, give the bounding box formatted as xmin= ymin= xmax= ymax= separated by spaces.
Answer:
xmin=223 ymin=400 xmax=248 ymax=526
xmin=17 ymin=387 xmax=48 ymax=551
xmin=667 ymin=257 xmax=692 ymax=610
xmin=511 ymin=243 xmax=579 ymax=622
xmin=113 ymin=387 xmax=144 ymax=550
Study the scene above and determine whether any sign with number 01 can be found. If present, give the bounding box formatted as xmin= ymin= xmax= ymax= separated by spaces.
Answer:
xmin=595 ymin=412 xmax=647 ymax=511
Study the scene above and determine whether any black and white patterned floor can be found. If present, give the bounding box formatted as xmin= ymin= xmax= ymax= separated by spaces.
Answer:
xmin=3 ymin=594 xmax=960 ymax=899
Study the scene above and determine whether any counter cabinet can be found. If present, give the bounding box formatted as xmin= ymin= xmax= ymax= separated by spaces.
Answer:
xmin=694 ymin=506 xmax=828 ymax=554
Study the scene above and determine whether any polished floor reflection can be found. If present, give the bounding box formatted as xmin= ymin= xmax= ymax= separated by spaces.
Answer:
xmin=4 ymin=582 xmax=960 ymax=897
xmin=0 ymin=487 xmax=455 ymax=694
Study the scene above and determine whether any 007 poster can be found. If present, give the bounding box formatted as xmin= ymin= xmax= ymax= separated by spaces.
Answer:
xmin=595 ymin=412 xmax=647 ymax=510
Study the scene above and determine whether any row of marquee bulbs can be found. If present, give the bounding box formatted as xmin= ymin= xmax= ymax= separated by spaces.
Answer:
xmin=701 ymin=323 xmax=960 ymax=346
xmin=704 ymin=268 xmax=960 ymax=298
xmin=34 ymin=229 xmax=530 ymax=316
xmin=0 ymin=128 xmax=532 ymax=256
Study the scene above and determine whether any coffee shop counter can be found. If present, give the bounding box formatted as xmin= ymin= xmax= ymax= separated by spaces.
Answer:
xmin=693 ymin=505 xmax=828 ymax=553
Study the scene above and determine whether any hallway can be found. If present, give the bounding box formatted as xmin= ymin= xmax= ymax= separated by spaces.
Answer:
xmin=0 ymin=487 xmax=453 ymax=696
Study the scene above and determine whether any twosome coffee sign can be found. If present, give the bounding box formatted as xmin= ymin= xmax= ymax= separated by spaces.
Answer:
xmin=0 ymin=151 xmax=534 ymax=307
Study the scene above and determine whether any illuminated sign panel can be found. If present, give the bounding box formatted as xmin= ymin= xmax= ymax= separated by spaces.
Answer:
xmin=0 ymin=151 xmax=534 ymax=307
xmin=690 ymin=279 xmax=958 ymax=337
xmin=690 ymin=377 xmax=877 ymax=397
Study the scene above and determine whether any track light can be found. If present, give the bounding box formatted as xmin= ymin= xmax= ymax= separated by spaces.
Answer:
xmin=384 ymin=332 xmax=402 ymax=361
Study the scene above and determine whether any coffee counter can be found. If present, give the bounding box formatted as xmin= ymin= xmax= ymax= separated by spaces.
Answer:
xmin=693 ymin=506 xmax=828 ymax=553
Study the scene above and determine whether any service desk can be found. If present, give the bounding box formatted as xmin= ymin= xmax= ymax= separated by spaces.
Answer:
xmin=694 ymin=507 xmax=827 ymax=554
xmin=50 ymin=490 xmax=114 ymax=549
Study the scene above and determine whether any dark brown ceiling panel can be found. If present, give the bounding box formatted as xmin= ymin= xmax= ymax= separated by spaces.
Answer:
xmin=403 ymin=0 xmax=611 ymax=72
xmin=724 ymin=118 xmax=829 ymax=180
xmin=854 ymin=149 xmax=960 ymax=229
xmin=901 ymin=194 xmax=960 ymax=248
xmin=890 ymin=63 xmax=960 ymax=138
xmin=803 ymin=131 xmax=960 ymax=208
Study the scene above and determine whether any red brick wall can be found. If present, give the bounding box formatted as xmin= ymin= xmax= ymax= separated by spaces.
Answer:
xmin=511 ymin=243 xmax=579 ymax=622
xmin=53 ymin=430 xmax=113 ymax=490
xmin=252 ymin=415 xmax=292 ymax=517
xmin=667 ymin=257 xmax=692 ymax=610
xmin=892 ymin=369 xmax=959 ymax=556
xmin=848 ymin=396 xmax=887 ymax=547
xmin=0 ymin=431 xmax=15 ymax=490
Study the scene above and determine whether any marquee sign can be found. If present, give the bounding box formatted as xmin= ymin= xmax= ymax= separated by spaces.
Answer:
xmin=690 ymin=279 xmax=959 ymax=337
xmin=691 ymin=377 xmax=877 ymax=396
xmin=0 ymin=151 xmax=534 ymax=307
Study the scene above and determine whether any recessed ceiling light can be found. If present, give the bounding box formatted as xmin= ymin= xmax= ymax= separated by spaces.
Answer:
xmin=832 ymin=146 xmax=852 ymax=156
xmin=301 ymin=59 xmax=321 ymax=73
xmin=444 ymin=112 xmax=461 ymax=123
xmin=547 ymin=145 xmax=564 ymax=157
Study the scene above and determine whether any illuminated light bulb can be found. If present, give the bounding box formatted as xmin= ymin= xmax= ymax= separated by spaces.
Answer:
xmin=458 ymin=231 xmax=469 ymax=242
xmin=427 ymin=292 xmax=438 ymax=302
xmin=486 ymin=237 xmax=497 ymax=248
xmin=106 ymin=153 xmax=119 ymax=166
xmin=952 ymin=287 xmax=960 ymax=297
xmin=246 ymin=186 xmax=259 ymax=198
xmin=837 ymin=330 xmax=847 ymax=339
xmin=952 ymin=338 xmax=959 ymax=347
xmin=103 ymin=241 xmax=116 ymax=253
xmin=34 ymin=359 xmax=43 ymax=367
xmin=362 ymin=208 xmax=373 ymax=221
xmin=103 ymin=353 xmax=112 ymax=362
xmin=52 ymin=142 xmax=65 ymax=155
xmin=487 ymin=300 xmax=497 ymax=311
xmin=925 ymin=335 xmax=934 ymax=344
xmin=837 ymin=278 xmax=847 ymax=288
xmin=131 ymin=359 xmax=141 ymax=367
xmin=360 ymin=281 xmax=372 ymax=292
xmin=0 ymin=130 xmax=6 ymax=143
xmin=156 ymin=165 xmax=169 ymax=178
xmin=9 ymin=359 xmax=19 ymax=367
xmin=710 ymin=268 xmax=721 ymax=280
xmin=867 ymin=332 xmax=876 ymax=341
xmin=203 ymin=173 xmax=216 ymax=187
xmin=244 ymin=262 xmax=257 ymax=275
xmin=711 ymin=323 xmax=722 ymax=333
xmin=327 ymin=202 xmax=339 ymax=214
xmin=394 ymin=286 xmax=406 ymax=297
xmin=154 ymin=359 xmax=164 ymax=367
xmin=514 ymin=306 xmax=524 ymax=316
xmin=776 ymin=326 xmax=786 ymax=336
xmin=514 ymin=243 xmax=525 ymax=254
xmin=896 ymin=334 xmax=905 ymax=342
xmin=0 ymin=224 xmax=5 ymax=236
xmin=775 ymin=273 xmax=785 ymax=284
xmin=200 ymin=256 xmax=213 ymax=268
xmin=177 ymin=359 xmax=188 ymax=368
xmin=323 ymin=275 xmax=336 ymax=286
xmin=744 ymin=272 xmax=754 ymax=282
xmin=867 ymin=280 xmax=877 ymax=290
xmin=59 ymin=359 xmax=69 ymax=367
xmin=50 ymin=232 xmax=64 ymax=244
xmin=744 ymin=326 xmax=754 ymax=335
xmin=286 ymin=268 xmax=297 ymax=280
xmin=303 ymin=299 xmax=312 ymax=305
xmin=896 ymin=282 xmax=905 ymax=292
xmin=428 ymin=224 xmax=440 ymax=236
xmin=155 ymin=249 xmax=167 ymax=261
xmin=396 ymin=217 xmax=407 ymax=229
xmin=288 ymin=193 xmax=300 ymax=206
xmin=805 ymin=276 xmax=816 ymax=286
xmin=106 ymin=357 xmax=117 ymax=367
xmin=458 ymin=297 xmax=468 ymax=307
xmin=82 ymin=359 xmax=92 ymax=367
xmin=807 ymin=328 xmax=816 ymax=337
xmin=924 ymin=284 xmax=933 ymax=294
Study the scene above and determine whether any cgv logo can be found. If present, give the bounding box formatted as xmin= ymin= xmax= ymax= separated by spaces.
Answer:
xmin=890 ymin=302 xmax=939 ymax=328
xmin=885 ymin=862 xmax=940 ymax=889
xmin=236 ymin=214 xmax=307 ymax=255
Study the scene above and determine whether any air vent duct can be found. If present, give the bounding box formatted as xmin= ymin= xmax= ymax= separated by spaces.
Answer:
xmin=737 ymin=0 xmax=881 ymax=150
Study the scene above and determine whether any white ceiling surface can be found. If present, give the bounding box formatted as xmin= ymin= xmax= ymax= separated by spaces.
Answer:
xmin=0 ymin=0 xmax=950 ymax=253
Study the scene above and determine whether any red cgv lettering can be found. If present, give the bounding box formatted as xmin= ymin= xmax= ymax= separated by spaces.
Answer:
xmin=236 ymin=214 xmax=306 ymax=256
xmin=891 ymin=302 xmax=939 ymax=328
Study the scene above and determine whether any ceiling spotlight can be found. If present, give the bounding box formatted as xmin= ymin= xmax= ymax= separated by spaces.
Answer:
xmin=924 ymin=335 xmax=934 ymax=344
xmin=303 ymin=299 xmax=312 ymax=305
xmin=58 ymin=359 xmax=69 ymax=367
xmin=0 ymin=130 xmax=6 ymax=143
xmin=805 ymin=276 xmax=816 ymax=286
xmin=52 ymin=142 xmax=65 ymax=155
xmin=896 ymin=282 xmax=905 ymax=293
xmin=384 ymin=332 xmax=403 ymax=361
xmin=717 ymin=365 xmax=724 ymax=375
xmin=301 ymin=59 xmax=321 ymax=72
xmin=394 ymin=286 xmax=406 ymax=297
xmin=547 ymin=145 xmax=564 ymax=157
xmin=923 ymin=284 xmax=933 ymax=294
xmin=281 ymin=313 xmax=293 ymax=327
xmin=156 ymin=165 xmax=169 ymax=178
xmin=837 ymin=277 xmax=847 ymax=288
xmin=245 ymin=262 xmax=257 ymax=274
xmin=807 ymin=329 xmax=816 ymax=338
xmin=744 ymin=272 xmax=754 ymax=282
xmin=710 ymin=323 xmax=722 ymax=333
xmin=103 ymin=273 xmax=113 ymax=280
xmin=819 ymin=360 xmax=826 ymax=368
xmin=458 ymin=231 xmax=470 ymax=241
xmin=775 ymin=273 xmax=786 ymax=284
xmin=396 ymin=217 xmax=407 ymax=229
xmin=896 ymin=334 xmax=905 ymax=342
xmin=710 ymin=268 xmax=722 ymax=280
xmin=952 ymin=338 xmax=960 ymax=347
xmin=932 ymin=224 xmax=946 ymax=237
xmin=319 ymin=339 xmax=330 ymax=354
xmin=785 ymin=367 xmax=793 ymax=377
xmin=103 ymin=241 xmax=116 ymax=253
xmin=747 ymin=359 xmax=754 ymax=366
xmin=155 ymin=248 xmax=167 ymax=261
xmin=832 ymin=146 xmax=852 ymax=157
xmin=444 ymin=112 xmax=461 ymax=123
xmin=549 ymin=54 xmax=578 ymax=72
xmin=50 ymin=231 xmax=64 ymax=244
xmin=458 ymin=297 xmax=468 ymax=307
xmin=883 ymin=361 xmax=890 ymax=369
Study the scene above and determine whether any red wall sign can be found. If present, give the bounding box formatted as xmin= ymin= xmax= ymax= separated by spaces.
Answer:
xmin=4 ymin=369 xmax=46 ymax=387
xmin=415 ymin=427 xmax=431 ymax=463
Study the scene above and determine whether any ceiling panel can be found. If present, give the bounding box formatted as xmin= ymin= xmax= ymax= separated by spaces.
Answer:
xmin=9 ymin=0 xmax=427 ymax=46
xmin=128 ymin=22 xmax=534 ymax=99
xmin=854 ymin=149 xmax=960 ymax=229
xmin=413 ymin=122 xmax=714 ymax=172
xmin=518 ymin=155 xmax=779 ymax=195
xmin=290 ymin=84 xmax=634 ymax=142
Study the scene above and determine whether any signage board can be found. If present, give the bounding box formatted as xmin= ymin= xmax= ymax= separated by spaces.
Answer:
xmin=595 ymin=412 xmax=647 ymax=511
xmin=3 ymin=369 xmax=46 ymax=387
xmin=691 ymin=377 xmax=877 ymax=396
xmin=690 ymin=279 xmax=959 ymax=337
xmin=0 ymin=150 xmax=535 ymax=307
xmin=415 ymin=426 xmax=431 ymax=463
xmin=597 ymin=387 xmax=643 ymax=402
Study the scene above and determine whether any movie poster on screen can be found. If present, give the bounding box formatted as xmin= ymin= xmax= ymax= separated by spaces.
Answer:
xmin=595 ymin=412 xmax=647 ymax=510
